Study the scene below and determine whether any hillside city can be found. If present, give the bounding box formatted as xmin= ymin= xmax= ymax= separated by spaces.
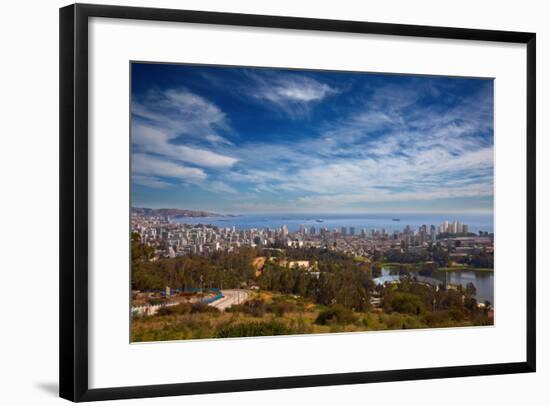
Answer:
xmin=131 ymin=212 xmax=493 ymax=262
xmin=131 ymin=210 xmax=495 ymax=341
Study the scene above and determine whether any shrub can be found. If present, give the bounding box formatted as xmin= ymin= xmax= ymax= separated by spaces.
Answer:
xmin=215 ymin=321 xmax=293 ymax=338
xmin=315 ymin=304 xmax=357 ymax=325
xmin=449 ymin=306 xmax=466 ymax=322
xmin=227 ymin=299 xmax=265 ymax=317
xmin=401 ymin=315 xmax=426 ymax=329
xmin=385 ymin=292 xmax=427 ymax=315
xmin=156 ymin=303 xmax=191 ymax=316
xmin=226 ymin=304 xmax=245 ymax=313
xmin=156 ymin=302 xmax=216 ymax=316
xmin=244 ymin=299 xmax=266 ymax=317
xmin=266 ymin=300 xmax=296 ymax=317
xmin=424 ymin=310 xmax=452 ymax=327
xmin=191 ymin=303 xmax=220 ymax=314
xmin=386 ymin=314 xmax=404 ymax=329
xmin=156 ymin=306 xmax=173 ymax=316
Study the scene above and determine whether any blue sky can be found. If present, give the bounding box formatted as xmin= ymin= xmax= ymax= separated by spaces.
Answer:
xmin=131 ymin=63 xmax=494 ymax=214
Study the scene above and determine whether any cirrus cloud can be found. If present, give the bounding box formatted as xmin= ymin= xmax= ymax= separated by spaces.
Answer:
xmin=132 ymin=153 xmax=206 ymax=182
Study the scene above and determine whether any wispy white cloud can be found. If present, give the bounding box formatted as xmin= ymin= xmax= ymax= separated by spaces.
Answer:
xmin=295 ymin=182 xmax=493 ymax=210
xmin=205 ymin=134 xmax=233 ymax=145
xmin=133 ymin=88 xmax=229 ymax=137
xmin=245 ymin=71 xmax=338 ymax=118
xmin=132 ymin=175 xmax=172 ymax=189
xmin=131 ymin=68 xmax=493 ymax=212
xmin=222 ymin=82 xmax=493 ymax=210
xmin=200 ymin=181 xmax=239 ymax=194
xmin=133 ymin=123 xmax=238 ymax=169
xmin=132 ymin=87 xmax=238 ymax=171
xmin=131 ymin=87 xmax=239 ymax=189
xmin=132 ymin=153 xmax=206 ymax=182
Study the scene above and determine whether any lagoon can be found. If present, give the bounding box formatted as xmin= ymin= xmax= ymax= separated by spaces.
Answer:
xmin=377 ymin=267 xmax=494 ymax=305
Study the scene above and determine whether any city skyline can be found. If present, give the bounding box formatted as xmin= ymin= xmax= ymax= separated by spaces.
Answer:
xmin=131 ymin=63 xmax=494 ymax=214
xmin=133 ymin=212 xmax=492 ymax=259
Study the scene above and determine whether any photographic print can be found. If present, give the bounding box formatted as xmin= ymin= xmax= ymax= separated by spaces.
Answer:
xmin=130 ymin=62 xmax=494 ymax=342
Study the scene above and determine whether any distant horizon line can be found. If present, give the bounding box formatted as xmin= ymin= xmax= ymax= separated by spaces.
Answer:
xmin=131 ymin=206 xmax=493 ymax=216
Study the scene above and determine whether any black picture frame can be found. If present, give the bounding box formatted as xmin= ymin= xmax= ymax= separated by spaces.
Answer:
xmin=59 ymin=3 xmax=536 ymax=402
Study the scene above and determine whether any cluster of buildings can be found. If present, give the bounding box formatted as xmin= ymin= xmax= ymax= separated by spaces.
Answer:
xmin=132 ymin=214 xmax=493 ymax=259
xmin=439 ymin=219 xmax=469 ymax=234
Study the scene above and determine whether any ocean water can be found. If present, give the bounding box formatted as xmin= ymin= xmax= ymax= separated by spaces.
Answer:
xmin=173 ymin=212 xmax=493 ymax=234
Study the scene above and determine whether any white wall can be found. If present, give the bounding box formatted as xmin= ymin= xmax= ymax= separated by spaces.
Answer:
xmin=0 ymin=0 xmax=546 ymax=404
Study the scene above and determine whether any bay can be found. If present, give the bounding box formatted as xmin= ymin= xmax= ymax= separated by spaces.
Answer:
xmin=173 ymin=212 xmax=493 ymax=234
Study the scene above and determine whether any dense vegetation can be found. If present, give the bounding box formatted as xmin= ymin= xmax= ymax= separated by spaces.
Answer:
xmin=133 ymin=233 xmax=374 ymax=311
xmin=132 ymin=232 xmax=257 ymax=291
xmin=131 ymin=233 xmax=493 ymax=342
xmin=132 ymin=288 xmax=493 ymax=342
xmin=257 ymin=254 xmax=373 ymax=311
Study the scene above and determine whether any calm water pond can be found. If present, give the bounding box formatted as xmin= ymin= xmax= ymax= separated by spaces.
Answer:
xmin=378 ymin=267 xmax=494 ymax=305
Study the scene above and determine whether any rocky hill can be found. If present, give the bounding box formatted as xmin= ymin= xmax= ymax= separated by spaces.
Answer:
xmin=131 ymin=207 xmax=225 ymax=218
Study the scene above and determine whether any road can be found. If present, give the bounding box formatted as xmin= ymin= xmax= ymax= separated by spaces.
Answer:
xmin=208 ymin=289 xmax=249 ymax=311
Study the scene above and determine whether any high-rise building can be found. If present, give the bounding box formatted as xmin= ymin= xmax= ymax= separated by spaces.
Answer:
xmin=438 ymin=219 xmax=469 ymax=235
xmin=349 ymin=227 xmax=355 ymax=236
xmin=451 ymin=219 xmax=459 ymax=234
xmin=310 ymin=226 xmax=316 ymax=236
xmin=419 ymin=224 xmax=427 ymax=244
xmin=341 ymin=226 xmax=347 ymax=235
xmin=430 ymin=225 xmax=436 ymax=241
